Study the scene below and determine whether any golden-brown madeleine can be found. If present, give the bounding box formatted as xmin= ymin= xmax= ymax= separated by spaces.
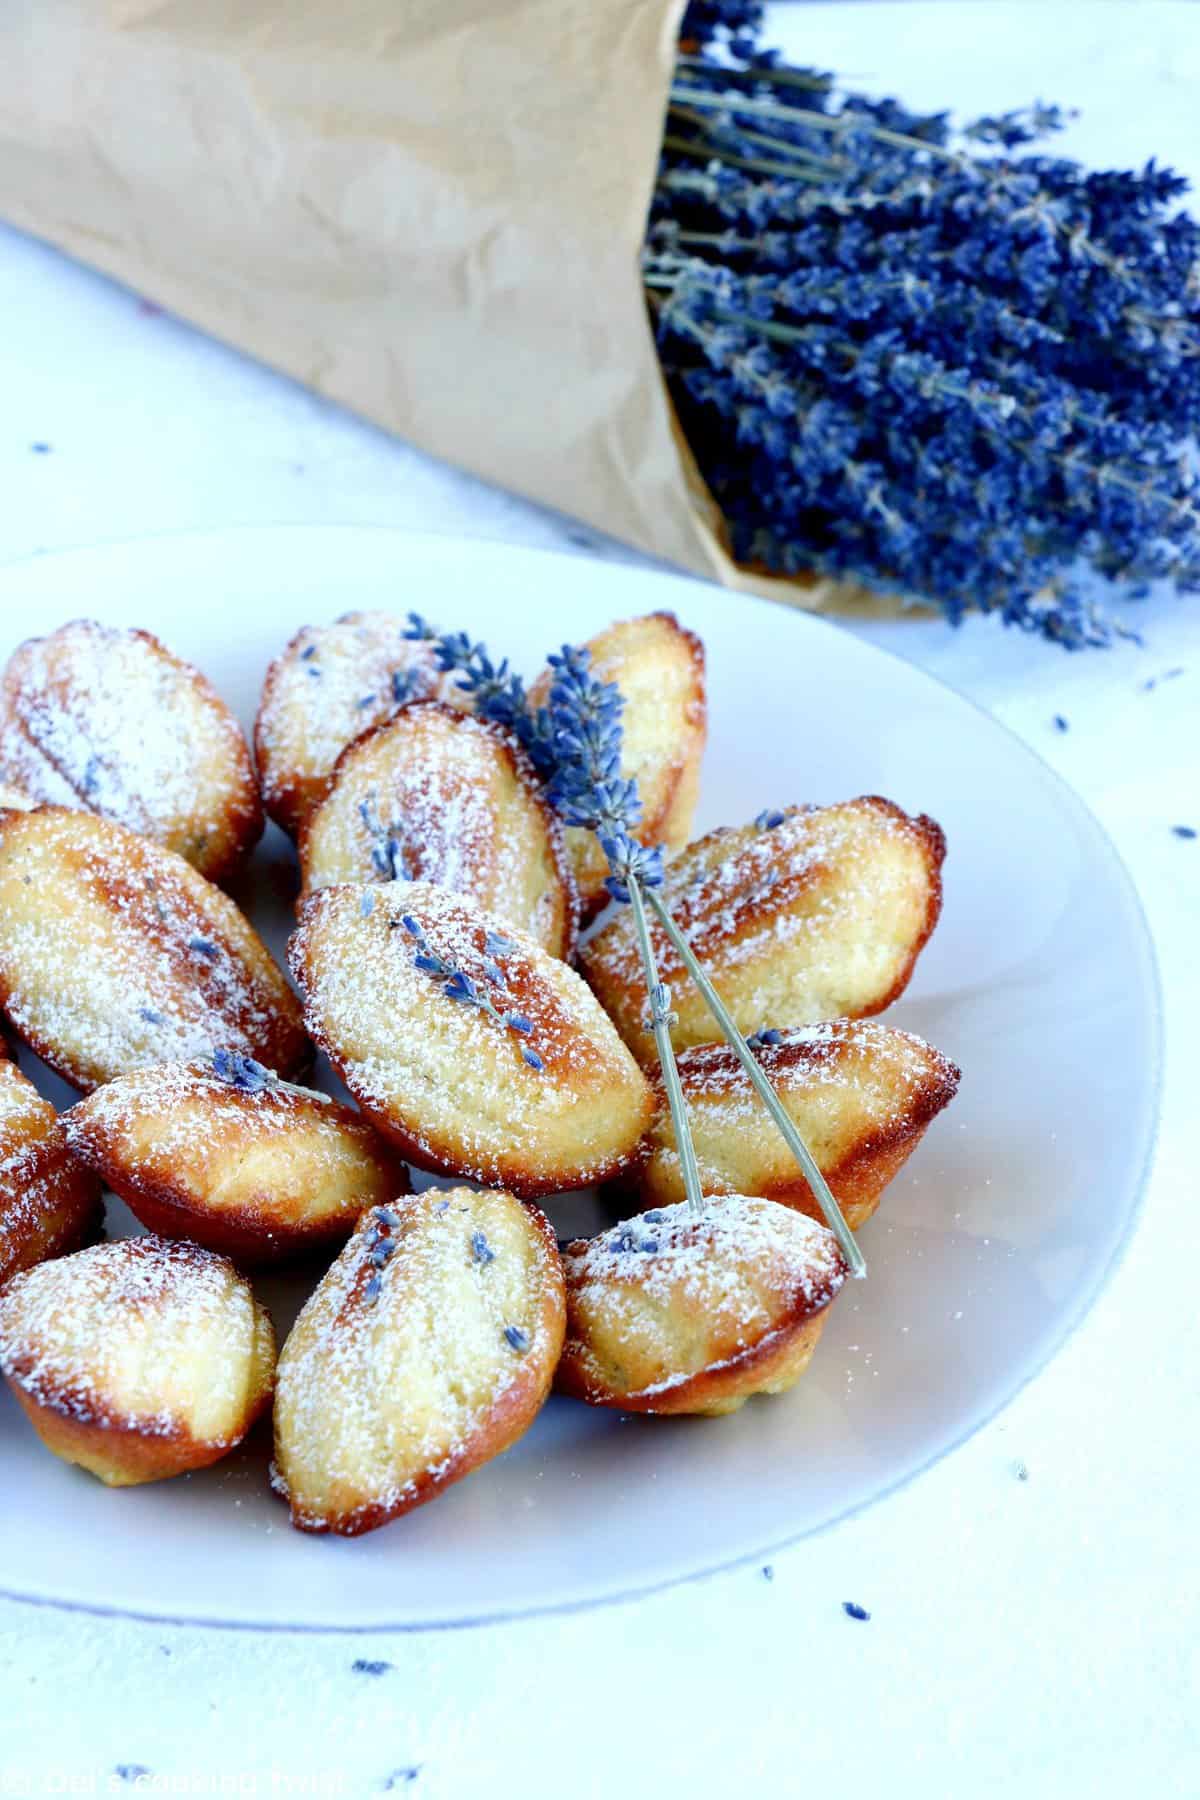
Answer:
xmin=0 ymin=1062 xmax=100 ymax=1287
xmin=0 ymin=619 xmax=262 ymax=882
xmin=0 ymin=807 xmax=308 ymax=1093
xmin=529 ymin=612 xmax=706 ymax=920
xmin=254 ymin=612 xmax=460 ymax=837
xmin=581 ymin=797 xmax=946 ymax=1063
xmin=272 ymin=1187 xmax=565 ymax=1534
xmin=0 ymin=1235 xmax=275 ymax=1486
xmin=289 ymin=881 xmax=653 ymax=1197
xmin=557 ymin=1195 xmax=847 ymax=1416
xmin=62 ymin=1056 xmax=411 ymax=1266
xmin=630 ymin=1020 xmax=960 ymax=1229
xmin=298 ymin=702 xmax=578 ymax=959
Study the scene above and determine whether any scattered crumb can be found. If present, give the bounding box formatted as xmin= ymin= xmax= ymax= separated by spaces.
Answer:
xmin=843 ymin=1602 xmax=870 ymax=1622
xmin=352 ymin=1659 xmax=393 ymax=1677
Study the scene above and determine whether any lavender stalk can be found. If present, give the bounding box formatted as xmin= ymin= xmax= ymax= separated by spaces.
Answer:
xmin=626 ymin=875 xmax=705 ymax=1218
xmin=644 ymin=888 xmax=865 ymax=1277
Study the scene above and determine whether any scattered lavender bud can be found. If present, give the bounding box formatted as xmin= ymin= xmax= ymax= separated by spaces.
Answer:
xmin=188 ymin=936 xmax=219 ymax=959
xmin=521 ymin=1047 xmax=546 ymax=1071
xmin=300 ymin=644 xmax=317 ymax=661
xmin=762 ymin=1565 xmax=775 ymax=1582
xmin=138 ymin=1007 xmax=166 ymax=1025
xmin=351 ymin=1659 xmax=392 ymax=1676
xmin=755 ymin=808 xmax=786 ymax=830
xmin=471 ymin=1230 xmax=496 ymax=1266
xmin=363 ymin=1272 xmax=384 ymax=1306
xmin=1053 ymin=715 xmax=1070 ymax=733
xmin=843 ymin=1602 xmax=871 ymax=1621
xmin=1172 ymin=825 xmax=1197 ymax=839
xmin=504 ymin=1325 xmax=530 ymax=1353
xmin=212 ymin=1050 xmax=277 ymax=1094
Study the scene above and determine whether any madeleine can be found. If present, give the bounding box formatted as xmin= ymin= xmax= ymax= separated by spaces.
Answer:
xmin=0 ymin=1062 xmax=100 ymax=1287
xmin=298 ymin=701 xmax=577 ymax=958
xmin=0 ymin=619 xmax=261 ymax=882
xmin=529 ymin=611 xmax=706 ymax=920
xmin=254 ymin=612 xmax=458 ymax=836
xmin=0 ymin=807 xmax=308 ymax=1092
xmin=557 ymin=1196 xmax=847 ymax=1416
xmin=630 ymin=1020 xmax=960 ymax=1229
xmin=63 ymin=1057 xmax=410 ymax=1264
xmin=581 ymin=797 xmax=945 ymax=1063
xmin=290 ymin=881 xmax=652 ymax=1197
xmin=0 ymin=1235 xmax=275 ymax=1485
xmin=272 ymin=1188 xmax=565 ymax=1534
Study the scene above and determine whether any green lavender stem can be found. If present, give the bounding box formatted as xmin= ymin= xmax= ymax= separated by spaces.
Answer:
xmin=628 ymin=875 xmax=706 ymax=1219
xmin=644 ymin=888 xmax=866 ymax=1277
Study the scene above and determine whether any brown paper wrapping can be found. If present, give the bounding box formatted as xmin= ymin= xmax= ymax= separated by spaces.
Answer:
xmin=0 ymin=0 xmax=878 ymax=614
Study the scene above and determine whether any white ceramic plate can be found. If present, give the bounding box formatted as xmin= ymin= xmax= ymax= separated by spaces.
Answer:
xmin=0 ymin=527 xmax=1159 ymax=1631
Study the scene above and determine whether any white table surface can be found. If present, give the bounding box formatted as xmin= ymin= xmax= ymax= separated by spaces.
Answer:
xmin=1 ymin=4 xmax=1197 ymax=1795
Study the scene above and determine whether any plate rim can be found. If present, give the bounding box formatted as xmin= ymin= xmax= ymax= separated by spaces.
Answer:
xmin=0 ymin=524 xmax=1165 ymax=1634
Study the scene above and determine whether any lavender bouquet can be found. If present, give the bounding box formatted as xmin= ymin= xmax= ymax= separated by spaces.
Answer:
xmin=650 ymin=2 xmax=1200 ymax=645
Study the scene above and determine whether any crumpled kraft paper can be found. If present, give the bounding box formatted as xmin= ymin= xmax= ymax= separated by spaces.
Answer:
xmin=0 ymin=0 xmax=875 ymax=613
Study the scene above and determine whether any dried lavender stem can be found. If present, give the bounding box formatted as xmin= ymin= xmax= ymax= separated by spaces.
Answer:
xmin=644 ymin=888 xmax=866 ymax=1277
xmin=628 ymin=875 xmax=705 ymax=1219
xmin=661 ymin=132 xmax=826 ymax=184
xmin=669 ymin=83 xmax=963 ymax=163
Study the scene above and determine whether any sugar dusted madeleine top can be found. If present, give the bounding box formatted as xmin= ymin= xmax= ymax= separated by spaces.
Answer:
xmin=254 ymin=612 xmax=459 ymax=837
xmin=63 ymin=1056 xmax=410 ymax=1265
xmin=289 ymin=881 xmax=653 ymax=1197
xmin=0 ymin=1061 xmax=100 ymax=1286
xmin=0 ymin=1235 xmax=275 ymax=1486
xmin=273 ymin=1187 xmax=565 ymax=1534
xmin=0 ymin=807 xmax=308 ymax=1092
xmin=557 ymin=1196 xmax=847 ymax=1416
xmin=632 ymin=1020 xmax=960 ymax=1229
xmin=529 ymin=611 xmax=706 ymax=920
xmin=298 ymin=702 xmax=578 ymax=959
xmin=0 ymin=619 xmax=262 ymax=882
xmin=581 ymin=797 xmax=946 ymax=1063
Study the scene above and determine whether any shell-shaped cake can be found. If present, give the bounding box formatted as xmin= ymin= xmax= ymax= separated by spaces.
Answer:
xmin=63 ymin=1056 xmax=411 ymax=1264
xmin=557 ymin=1195 xmax=847 ymax=1416
xmin=0 ymin=1061 xmax=100 ymax=1287
xmin=529 ymin=611 xmax=706 ymax=920
xmin=254 ymin=612 xmax=458 ymax=837
xmin=0 ymin=619 xmax=262 ymax=882
xmin=272 ymin=1187 xmax=566 ymax=1534
xmin=0 ymin=1235 xmax=276 ymax=1485
xmin=630 ymin=1021 xmax=960 ymax=1229
xmin=0 ymin=807 xmax=309 ymax=1093
xmin=581 ymin=797 xmax=945 ymax=1063
xmin=289 ymin=881 xmax=653 ymax=1196
xmin=298 ymin=702 xmax=578 ymax=958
